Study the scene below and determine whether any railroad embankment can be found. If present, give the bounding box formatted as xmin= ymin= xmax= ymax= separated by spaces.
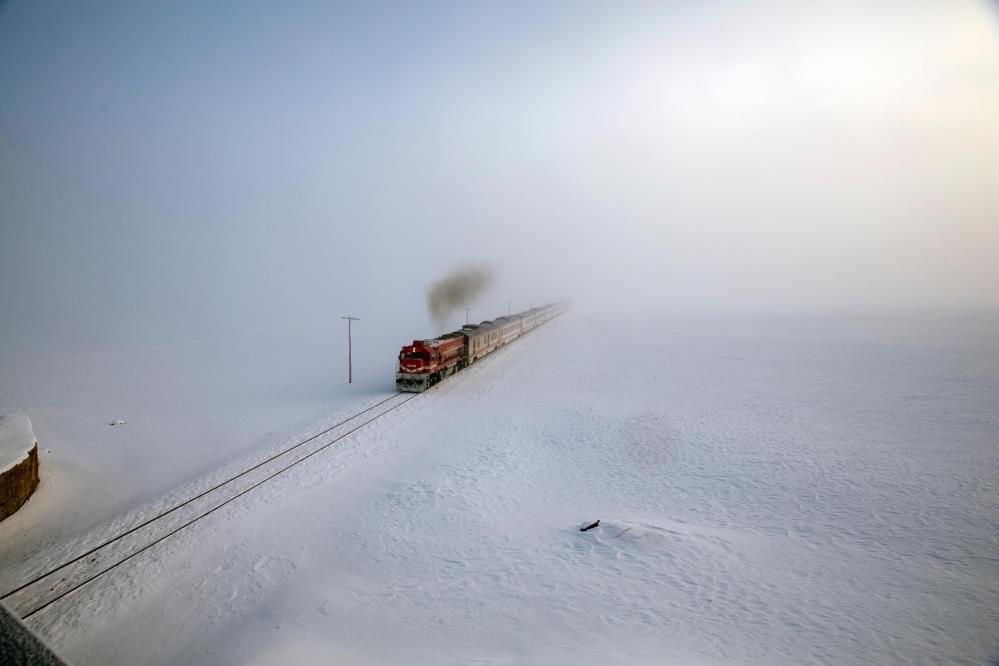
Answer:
xmin=0 ymin=414 xmax=40 ymax=521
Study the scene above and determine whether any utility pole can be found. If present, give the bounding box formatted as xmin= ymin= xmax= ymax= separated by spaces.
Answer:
xmin=464 ymin=307 xmax=473 ymax=325
xmin=341 ymin=316 xmax=359 ymax=383
xmin=506 ymin=300 xmax=511 ymax=315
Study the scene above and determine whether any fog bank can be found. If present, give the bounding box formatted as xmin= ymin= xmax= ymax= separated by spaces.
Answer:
xmin=2 ymin=1 xmax=998 ymax=362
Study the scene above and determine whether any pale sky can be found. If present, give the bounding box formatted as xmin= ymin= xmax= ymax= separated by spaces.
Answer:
xmin=2 ymin=1 xmax=998 ymax=360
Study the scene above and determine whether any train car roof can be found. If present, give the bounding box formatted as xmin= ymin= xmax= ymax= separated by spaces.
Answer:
xmin=461 ymin=324 xmax=495 ymax=337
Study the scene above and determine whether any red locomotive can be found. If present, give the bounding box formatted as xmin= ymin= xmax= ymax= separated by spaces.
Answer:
xmin=396 ymin=303 xmax=568 ymax=392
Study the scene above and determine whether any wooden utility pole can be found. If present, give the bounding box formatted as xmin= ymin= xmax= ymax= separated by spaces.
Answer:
xmin=506 ymin=300 xmax=511 ymax=315
xmin=341 ymin=316 xmax=359 ymax=383
xmin=464 ymin=307 xmax=473 ymax=325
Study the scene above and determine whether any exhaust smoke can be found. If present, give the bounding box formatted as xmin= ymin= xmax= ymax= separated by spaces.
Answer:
xmin=426 ymin=265 xmax=493 ymax=328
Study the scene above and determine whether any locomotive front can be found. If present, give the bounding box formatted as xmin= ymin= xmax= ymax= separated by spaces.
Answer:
xmin=396 ymin=340 xmax=434 ymax=392
xmin=396 ymin=333 xmax=466 ymax=392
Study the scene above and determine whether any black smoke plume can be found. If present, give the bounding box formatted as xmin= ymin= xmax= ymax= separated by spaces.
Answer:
xmin=427 ymin=265 xmax=493 ymax=327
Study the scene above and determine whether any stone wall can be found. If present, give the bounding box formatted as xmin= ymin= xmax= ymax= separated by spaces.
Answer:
xmin=0 ymin=444 xmax=39 ymax=521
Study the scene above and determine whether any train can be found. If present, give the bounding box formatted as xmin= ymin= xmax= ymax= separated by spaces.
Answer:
xmin=396 ymin=302 xmax=569 ymax=392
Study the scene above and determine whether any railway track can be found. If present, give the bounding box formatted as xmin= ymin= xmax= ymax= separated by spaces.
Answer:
xmin=0 ymin=391 xmax=417 ymax=620
xmin=1 ymin=313 xmax=564 ymax=622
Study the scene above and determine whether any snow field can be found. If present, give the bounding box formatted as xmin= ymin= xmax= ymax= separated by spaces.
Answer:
xmin=0 ymin=329 xmax=401 ymax=568
xmin=3 ymin=312 xmax=998 ymax=664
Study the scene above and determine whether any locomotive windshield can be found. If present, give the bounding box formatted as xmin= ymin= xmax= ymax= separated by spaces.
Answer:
xmin=401 ymin=351 xmax=429 ymax=361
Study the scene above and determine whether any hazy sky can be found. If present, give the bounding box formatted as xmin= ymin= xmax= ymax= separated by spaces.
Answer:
xmin=2 ymin=1 xmax=998 ymax=358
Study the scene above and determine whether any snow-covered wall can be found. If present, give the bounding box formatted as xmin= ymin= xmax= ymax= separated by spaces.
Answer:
xmin=0 ymin=414 xmax=39 ymax=521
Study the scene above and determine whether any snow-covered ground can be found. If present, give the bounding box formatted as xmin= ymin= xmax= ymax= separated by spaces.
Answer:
xmin=0 ymin=325 xmax=404 ymax=564
xmin=0 ymin=414 xmax=36 ymax=475
xmin=1 ymin=311 xmax=998 ymax=664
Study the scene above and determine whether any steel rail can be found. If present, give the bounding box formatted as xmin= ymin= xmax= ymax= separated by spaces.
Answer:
xmin=15 ymin=392 xmax=418 ymax=620
xmin=1 ymin=391 xmax=405 ymax=603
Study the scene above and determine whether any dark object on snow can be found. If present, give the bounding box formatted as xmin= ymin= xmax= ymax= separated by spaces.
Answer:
xmin=580 ymin=520 xmax=600 ymax=532
xmin=0 ymin=599 xmax=69 ymax=664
